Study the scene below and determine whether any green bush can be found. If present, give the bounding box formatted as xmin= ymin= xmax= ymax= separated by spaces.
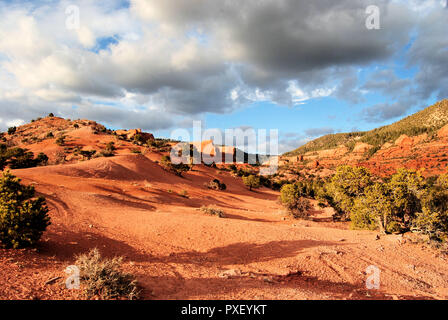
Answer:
xmin=327 ymin=165 xmax=372 ymax=220
xmin=80 ymin=150 xmax=96 ymax=160
xmin=280 ymin=183 xmax=312 ymax=219
xmin=242 ymin=175 xmax=260 ymax=191
xmin=413 ymin=174 xmax=448 ymax=239
xmin=98 ymin=142 xmax=116 ymax=158
xmin=160 ymin=155 xmax=191 ymax=176
xmin=75 ymin=248 xmax=139 ymax=300
xmin=388 ymin=168 xmax=426 ymax=227
xmin=8 ymin=127 xmax=16 ymax=135
xmin=35 ymin=152 xmax=49 ymax=165
xmin=0 ymin=146 xmax=48 ymax=169
xmin=0 ymin=171 xmax=51 ymax=248
xmin=350 ymin=183 xmax=393 ymax=232
xmin=204 ymin=179 xmax=226 ymax=191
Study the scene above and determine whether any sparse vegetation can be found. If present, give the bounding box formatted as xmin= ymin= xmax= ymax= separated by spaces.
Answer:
xmin=160 ymin=155 xmax=191 ymax=176
xmin=204 ymin=178 xmax=226 ymax=191
xmin=80 ymin=150 xmax=97 ymax=160
xmin=199 ymin=205 xmax=226 ymax=218
xmin=0 ymin=171 xmax=51 ymax=248
xmin=147 ymin=139 xmax=169 ymax=151
xmin=291 ymin=164 xmax=448 ymax=240
xmin=280 ymin=183 xmax=312 ymax=219
xmin=55 ymin=135 xmax=66 ymax=146
xmin=0 ymin=144 xmax=49 ymax=169
xmin=99 ymin=142 xmax=116 ymax=157
xmin=75 ymin=248 xmax=139 ymax=300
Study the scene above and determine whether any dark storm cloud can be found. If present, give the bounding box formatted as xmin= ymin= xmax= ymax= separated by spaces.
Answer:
xmin=131 ymin=0 xmax=416 ymax=107
xmin=0 ymin=0 xmax=445 ymax=131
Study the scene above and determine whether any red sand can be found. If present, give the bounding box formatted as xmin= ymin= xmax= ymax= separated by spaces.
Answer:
xmin=1 ymin=153 xmax=447 ymax=300
xmin=1 ymin=117 xmax=448 ymax=300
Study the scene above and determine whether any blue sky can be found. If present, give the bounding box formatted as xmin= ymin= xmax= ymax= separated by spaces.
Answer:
xmin=0 ymin=0 xmax=447 ymax=153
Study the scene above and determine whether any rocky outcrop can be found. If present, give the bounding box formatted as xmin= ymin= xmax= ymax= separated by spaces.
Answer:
xmin=352 ymin=143 xmax=372 ymax=153
xmin=115 ymin=129 xmax=154 ymax=142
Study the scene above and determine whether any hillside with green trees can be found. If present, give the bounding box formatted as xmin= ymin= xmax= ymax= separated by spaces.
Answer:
xmin=285 ymin=99 xmax=448 ymax=156
xmin=279 ymin=165 xmax=448 ymax=240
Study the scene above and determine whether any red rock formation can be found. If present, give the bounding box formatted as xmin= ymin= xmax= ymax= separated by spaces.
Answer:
xmin=115 ymin=128 xmax=154 ymax=141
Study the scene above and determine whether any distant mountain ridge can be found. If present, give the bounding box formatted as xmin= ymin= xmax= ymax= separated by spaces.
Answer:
xmin=281 ymin=99 xmax=448 ymax=176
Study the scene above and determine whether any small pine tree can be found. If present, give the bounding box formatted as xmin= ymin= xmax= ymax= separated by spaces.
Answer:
xmin=0 ymin=171 xmax=51 ymax=248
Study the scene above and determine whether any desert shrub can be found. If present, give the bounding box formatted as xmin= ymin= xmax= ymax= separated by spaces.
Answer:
xmin=48 ymin=113 xmax=54 ymax=117
xmin=35 ymin=152 xmax=49 ymax=165
xmin=280 ymin=183 xmax=312 ymax=219
xmin=131 ymin=148 xmax=141 ymax=154
xmin=204 ymin=179 xmax=226 ymax=191
xmin=271 ymin=179 xmax=290 ymax=191
xmin=242 ymin=175 xmax=260 ymax=191
xmin=55 ymin=136 xmax=66 ymax=146
xmin=80 ymin=150 xmax=96 ymax=160
xmin=75 ymin=248 xmax=139 ymax=300
xmin=389 ymin=168 xmax=426 ymax=227
xmin=106 ymin=142 xmax=116 ymax=152
xmin=133 ymin=134 xmax=146 ymax=145
xmin=412 ymin=175 xmax=448 ymax=239
xmin=8 ymin=127 xmax=16 ymax=135
xmin=259 ymin=175 xmax=273 ymax=189
xmin=73 ymin=123 xmax=79 ymax=129
xmin=160 ymin=155 xmax=191 ymax=176
xmin=0 ymin=171 xmax=51 ymax=248
xmin=327 ymin=165 xmax=373 ymax=220
xmin=0 ymin=147 xmax=48 ymax=169
xmin=199 ymin=205 xmax=226 ymax=218
xmin=350 ymin=183 xmax=395 ymax=233
xmin=99 ymin=142 xmax=116 ymax=157
xmin=46 ymin=132 xmax=54 ymax=138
